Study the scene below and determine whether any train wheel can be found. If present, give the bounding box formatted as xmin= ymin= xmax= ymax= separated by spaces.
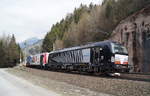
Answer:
xmin=44 ymin=64 xmax=48 ymax=70
xmin=40 ymin=65 xmax=43 ymax=69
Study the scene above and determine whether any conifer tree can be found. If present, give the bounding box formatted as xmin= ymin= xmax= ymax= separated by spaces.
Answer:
xmin=0 ymin=34 xmax=22 ymax=67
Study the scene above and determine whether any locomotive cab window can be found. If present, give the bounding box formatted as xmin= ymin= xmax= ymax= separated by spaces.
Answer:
xmin=111 ymin=43 xmax=128 ymax=55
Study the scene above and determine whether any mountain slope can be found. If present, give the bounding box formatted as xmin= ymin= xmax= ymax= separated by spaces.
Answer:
xmin=19 ymin=37 xmax=40 ymax=49
xmin=20 ymin=37 xmax=43 ymax=56
xmin=25 ymin=39 xmax=43 ymax=55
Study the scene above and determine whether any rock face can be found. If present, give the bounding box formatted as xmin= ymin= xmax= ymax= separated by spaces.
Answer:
xmin=111 ymin=5 xmax=150 ymax=72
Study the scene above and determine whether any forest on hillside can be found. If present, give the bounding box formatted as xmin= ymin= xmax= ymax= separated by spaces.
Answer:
xmin=0 ymin=35 xmax=22 ymax=67
xmin=42 ymin=0 xmax=150 ymax=52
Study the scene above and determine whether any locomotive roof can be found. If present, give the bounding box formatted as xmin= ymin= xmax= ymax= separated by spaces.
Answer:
xmin=50 ymin=40 xmax=117 ymax=54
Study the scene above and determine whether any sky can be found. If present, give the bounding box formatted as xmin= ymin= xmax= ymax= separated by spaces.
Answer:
xmin=0 ymin=0 xmax=102 ymax=43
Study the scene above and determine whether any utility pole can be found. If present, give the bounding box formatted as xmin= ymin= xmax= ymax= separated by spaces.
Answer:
xmin=24 ymin=41 xmax=27 ymax=65
xmin=19 ymin=52 xmax=22 ymax=63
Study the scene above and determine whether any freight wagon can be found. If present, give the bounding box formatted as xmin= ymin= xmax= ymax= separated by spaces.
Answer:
xmin=26 ymin=52 xmax=49 ymax=67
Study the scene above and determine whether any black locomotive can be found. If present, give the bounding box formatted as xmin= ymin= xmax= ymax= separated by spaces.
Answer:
xmin=45 ymin=40 xmax=130 ymax=73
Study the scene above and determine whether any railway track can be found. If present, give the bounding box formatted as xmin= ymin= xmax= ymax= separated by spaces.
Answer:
xmin=10 ymin=66 xmax=150 ymax=96
xmin=120 ymin=73 xmax=150 ymax=82
xmin=26 ymin=65 xmax=150 ymax=82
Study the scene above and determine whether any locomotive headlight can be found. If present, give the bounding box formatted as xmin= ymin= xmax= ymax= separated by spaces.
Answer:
xmin=123 ymin=57 xmax=128 ymax=64
xmin=111 ymin=56 xmax=115 ymax=62
xmin=114 ymin=56 xmax=121 ymax=64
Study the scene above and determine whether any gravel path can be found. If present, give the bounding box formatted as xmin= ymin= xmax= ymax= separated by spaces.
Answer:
xmin=0 ymin=69 xmax=60 ymax=96
xmin=7 ymin=66 xmax=150 ymax=96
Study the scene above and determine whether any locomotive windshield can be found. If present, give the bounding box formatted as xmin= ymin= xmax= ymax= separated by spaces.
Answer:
xmin=111 ymin=43 xmax=128 ymax=55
